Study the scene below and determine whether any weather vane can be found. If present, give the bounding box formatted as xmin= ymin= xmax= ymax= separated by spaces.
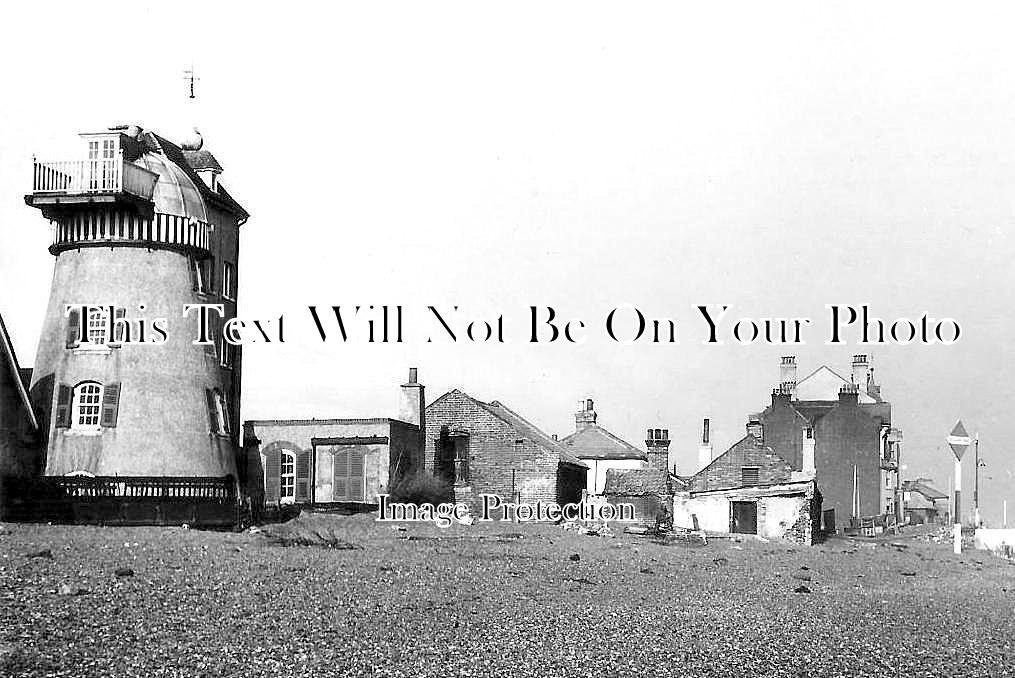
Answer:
xmin=183 ymin=66 xmax=199 ymax=99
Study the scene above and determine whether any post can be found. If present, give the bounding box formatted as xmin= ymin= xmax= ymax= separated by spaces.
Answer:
xmin=953 ymin=457 xmax=962 ymax=555
xmin=973 ymin=436 xmax=980 ymax=528
xmin=1004 ymin=500 xmax=1008 ymax=529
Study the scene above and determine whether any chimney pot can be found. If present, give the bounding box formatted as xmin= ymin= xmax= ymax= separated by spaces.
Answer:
xmin=408 ymin=367 xmax=418 ymax=384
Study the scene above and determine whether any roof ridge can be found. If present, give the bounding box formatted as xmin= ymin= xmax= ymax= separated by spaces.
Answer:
xmin=0 ymin=311 xmax=38 ymax=431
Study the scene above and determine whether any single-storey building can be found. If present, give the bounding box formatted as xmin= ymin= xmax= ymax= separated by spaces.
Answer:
xmin=673 ymin=421 xmax=821 ymax=544
xmin=902 ymin=478 xmax=948 ymax=525
xmin=558 ymin=399 xmax=647 ymax=494
xmin=242 ymin=369 xmax=425 ymax=515
xmin=424 ymin=389 xmax=587 ymax=513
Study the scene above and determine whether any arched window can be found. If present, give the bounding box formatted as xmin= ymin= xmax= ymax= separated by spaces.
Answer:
xmin=280 ymin=450 xmax=296 ymax=504
xmin=72 ymin=381 xmax=103 ymax=430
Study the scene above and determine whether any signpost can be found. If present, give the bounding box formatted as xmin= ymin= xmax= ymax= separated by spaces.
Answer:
xmin=947 ymin=421 xmax=972 ymax=554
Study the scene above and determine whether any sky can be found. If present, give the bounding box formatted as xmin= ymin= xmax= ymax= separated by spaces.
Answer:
xmin=1 ymin=2 xmax=1013 ymax=524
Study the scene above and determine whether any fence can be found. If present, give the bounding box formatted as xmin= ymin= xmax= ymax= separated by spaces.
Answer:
xmin=0 ymin=475 xmax=240 ymax=528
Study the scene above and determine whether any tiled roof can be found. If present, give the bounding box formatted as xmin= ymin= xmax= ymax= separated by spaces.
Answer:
xmin=902 ymin=480 xmax=948 ymax=501
xmin=477 ymin=399 xmax=588 ymax=468
xmin=602 ymin=468 xmax=682 ymax=496
xmin=182 ymin=149 xmax=224 ymax=172
xmin=429 ymin=390 xmax=588 ymax=469
xmin=0 ymin=312 xmax=37 ymax=431
xmin=559 ymin=425 xmax=647 ymax=461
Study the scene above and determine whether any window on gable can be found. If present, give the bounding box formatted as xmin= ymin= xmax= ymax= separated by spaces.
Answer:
xmin=741 ymin=467 xmax=760 ymax=486
xmin=72 ymin=382 xmax=103 ymax=430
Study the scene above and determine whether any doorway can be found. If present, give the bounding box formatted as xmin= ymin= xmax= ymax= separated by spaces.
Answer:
xmin=731 ymin=501 xmax=758 ymax=534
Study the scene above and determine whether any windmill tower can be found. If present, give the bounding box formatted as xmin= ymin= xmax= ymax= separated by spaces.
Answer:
xmin=24 ymin=123 xmax=248 ymax=480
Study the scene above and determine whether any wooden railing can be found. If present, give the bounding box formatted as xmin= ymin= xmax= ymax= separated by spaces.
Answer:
xmin=56 ymin=476 xmax=235 ymax=499
xmin=32 ymin=158 xmax=158 ymax=202
xmin=51 ymin=211 xmax=212 ymax=255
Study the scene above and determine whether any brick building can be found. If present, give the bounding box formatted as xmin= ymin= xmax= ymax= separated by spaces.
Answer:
xmin=243 ymin=370 xmax=424 ymax=515
xmin=0 ymin=313 xmax=40 ymax=477
xmin=673 ymin=419 xmax=820 ymax=544
xmin=558 ymin=399 xmax=646 ymax=494
xmin=424 ymin=389 xmax=587 ymax=513
xmin=757 ymin=355 xmax=901 ymax=530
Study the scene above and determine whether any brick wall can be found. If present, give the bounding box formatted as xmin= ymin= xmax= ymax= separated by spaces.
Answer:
xmin=425 ymin=391 xmax=566 ymax=513
xmin=813 ymin=395 xmax=882 ymax=522
xmin=690 ymin=435 xmax=793 ymax=493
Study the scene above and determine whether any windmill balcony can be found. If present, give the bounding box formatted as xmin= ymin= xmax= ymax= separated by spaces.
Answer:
xmin=28 ymin=157 xmax=159 ymax=211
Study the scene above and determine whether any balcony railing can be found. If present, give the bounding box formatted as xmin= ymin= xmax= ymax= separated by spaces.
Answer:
xmin=51 ymin=211 xmax=213 ymax=256
xmin=32 ymin=157 xmax=158 ymax=202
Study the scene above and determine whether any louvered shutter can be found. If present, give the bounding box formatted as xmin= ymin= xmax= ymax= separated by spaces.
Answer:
xmin=65 ymin=308 xmax=81 ymax=348
xmin=295 ymin=450 xmax=311 ymax=501
xmin=54 ymin=384 xmax=71 ymax=428
xmin=112 ymin=308 xmax=126 ymax=344
xmin=205 ymin=388 xmax=219 ymax=433
xmin=100 ymin=383 xmax=120 ymax=427
xmin=349 ymin=451 xmax=365 ymax=501
xmin=333 ymin=450 xmax=349 ymax=500
xmin=264 ymin=447 xmax=281 ymax=504
xmin=221 ymin=394 xmax=232 ymax=435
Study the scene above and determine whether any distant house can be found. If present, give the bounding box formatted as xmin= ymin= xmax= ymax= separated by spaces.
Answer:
xmin=0 ymin=312 xmax=40 ymax=477
xmin=424 ymin=389 xmax=587 ymax=513
xmin=757 ymin=355 xmax=900 ymax=531
xmin=673 ymin=419 xmax=820 ymax=544
xmin=558 ymin=399 xmax=646 ymax=494
xmin=902 ymin=478 xmax=948 ymax=525
xmin=243 ymin=370 xmax=425 ymax=515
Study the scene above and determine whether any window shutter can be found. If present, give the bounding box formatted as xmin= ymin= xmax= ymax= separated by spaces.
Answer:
xmin=65 ymin=308 xmax=81 ymax=348
xmin=189 ymin=255 xmax=199 ymax=291
xmin=55 ymin=384 xmax=71 ymax=428
xmin=264 ymin=447 xmax=281 ymax=504
xmin=100 ymin=383 xmax=121 ymax=427
xmin=333 ymin=450 xmax=349 ymax=500
xmin=221 ymin=393 xmax=232 ymax=435
xmin=112 ymin=307 xmax=126 ymax=344
xmin=295 ymin=450 xmax=311 ymax=501
xmin=205 ymin=388 xmax=219 ymax=433
xmin=349 ymin=451 xmax=365 ymax=501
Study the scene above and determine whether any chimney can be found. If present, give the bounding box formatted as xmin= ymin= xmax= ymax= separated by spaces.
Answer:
xmin=851 ymin=354 xmax=870 ymax=388
xmin=575 ymin=398 xmax=597 ymax=431
xmin=398 ymin=367 xmax=425 ymax=429
xmin=801 ymin=425 xmax=816 ymax=476
xmin=746 ymin=413 xmax=763 ymax=441
xmin=838 ymin=382 xmax=859 ymax=405
xmin=645 ymin=427 xmax=671 ymax=472
xmin=697 ymin=418 xmax=713 ymax=473
xmin=779 ymin=356 xmax=797 ymax=396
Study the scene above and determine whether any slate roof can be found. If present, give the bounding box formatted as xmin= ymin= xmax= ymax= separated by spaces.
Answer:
xmin=0 ymin=312 xmax=38 ymax=431
xmin=602 ymin=468 xmax=684 ymax=496
xmin=795 ymin=365 xmax=881 ymax=404
xmin=559 ymin=425 xmax=647 ymax=461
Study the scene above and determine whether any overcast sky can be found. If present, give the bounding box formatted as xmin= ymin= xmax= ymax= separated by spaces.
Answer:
xmin=2 ymin=2 xmax=1013 ymax=523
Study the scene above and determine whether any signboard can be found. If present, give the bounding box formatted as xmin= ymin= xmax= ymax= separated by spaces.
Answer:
xmin=947 ymin=420 xmax=971 ymax=460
